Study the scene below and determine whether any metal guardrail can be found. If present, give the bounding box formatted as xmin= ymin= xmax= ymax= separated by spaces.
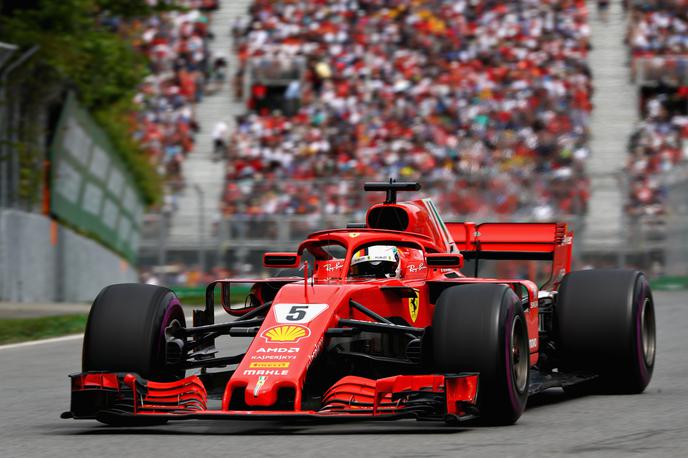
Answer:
xmin=138 ymin=167 xmax=688 ymax=277
xmin=631 ymin=55 xmax=688 ymax=86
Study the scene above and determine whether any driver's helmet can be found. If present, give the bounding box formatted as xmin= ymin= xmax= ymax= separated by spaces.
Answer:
xmin=350 ymin=245 xmax=400 ymax=278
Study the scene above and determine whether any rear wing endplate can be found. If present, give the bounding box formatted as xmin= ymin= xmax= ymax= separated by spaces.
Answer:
xmin=446 ymin=222 xmax=573 ymax=287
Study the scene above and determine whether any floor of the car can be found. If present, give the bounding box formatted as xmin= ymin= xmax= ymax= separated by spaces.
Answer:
xmin=528 ymin=368 xmax=598 ymax=395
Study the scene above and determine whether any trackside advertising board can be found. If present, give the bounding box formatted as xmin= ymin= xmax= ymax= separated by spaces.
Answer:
xmin=50 ymin=92 xmax=144 ymax=262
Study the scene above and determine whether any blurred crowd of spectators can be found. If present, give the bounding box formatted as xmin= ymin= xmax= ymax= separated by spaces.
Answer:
xmin=141 ymin=264 xmax=231 ymax=287
xmin=626 ymin=93 xmax=688 ymax=217
xmin=222 ymin=0 xmax=593 ymax=220
xmin=126 ymin=1 xmax=220 ymax=189
xmin=625 ymin=1 xmax=688 ymax=217
xmin=627 ymin=0 xmax=688 ymax=57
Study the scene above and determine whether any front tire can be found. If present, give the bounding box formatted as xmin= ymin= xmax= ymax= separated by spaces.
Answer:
xmin=556 ymin=269 xmax=656 ymax=394
xmin=83 ymin=283 xmax=186 ymax=382
xmin=432 ymin=284 xmax=530 ymax=425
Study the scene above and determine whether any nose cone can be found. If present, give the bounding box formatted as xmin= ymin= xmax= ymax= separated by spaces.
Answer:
xmin=233 ymin=322 xmax=322 ymax=408
xmin=224 ymin=284 xmax=345 ymax=410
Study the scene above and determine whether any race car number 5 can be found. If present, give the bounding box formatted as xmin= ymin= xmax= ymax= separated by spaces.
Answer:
xmin=274 ymin=303 xmax=328 ymax=324
xmin=286 ymin=305 xmax=307 ymax=321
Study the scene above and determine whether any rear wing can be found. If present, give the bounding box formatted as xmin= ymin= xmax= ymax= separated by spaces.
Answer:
xmin=446 ymin=222 xmax=573 ymax=287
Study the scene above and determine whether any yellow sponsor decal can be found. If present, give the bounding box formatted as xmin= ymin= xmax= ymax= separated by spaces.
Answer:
xmin=349 ymin=232 xmax=360 ymax=238
xmin=249 ymin=362 xmax=290 ymax=368
xmin=261 ymin=325 xmax=311 ymax=343
xmin=408 ymin=291 xmax=420 ymax=323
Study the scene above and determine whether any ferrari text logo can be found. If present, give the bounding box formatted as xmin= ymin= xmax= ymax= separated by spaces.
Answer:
xmin=261 ymin=325 xmax=311 ymax=343
xmin=408 ymin=291 xmax=420 ymax=323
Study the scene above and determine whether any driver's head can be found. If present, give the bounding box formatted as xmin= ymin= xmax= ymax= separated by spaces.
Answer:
xmin=350 ymin=245 xmax=400 ymax=278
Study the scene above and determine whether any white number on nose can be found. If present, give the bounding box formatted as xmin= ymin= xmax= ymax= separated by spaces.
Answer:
xmin=273 ymin=303 xmax=329 ymax=324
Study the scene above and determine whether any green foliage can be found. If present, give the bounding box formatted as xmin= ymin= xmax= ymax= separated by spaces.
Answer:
xmin=0 ymin=0 xmax=165 ymax=205
xmin=94 ymin=0 xmax=181 ymax=18
xmin=94 ymin=100 xmax=162 ymax=206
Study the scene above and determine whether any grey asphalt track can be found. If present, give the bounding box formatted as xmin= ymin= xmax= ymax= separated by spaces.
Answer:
xmin=1 ymin=291 xmax=687 ymax=458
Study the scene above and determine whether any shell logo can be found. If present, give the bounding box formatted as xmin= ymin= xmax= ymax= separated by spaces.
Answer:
xmin=261 ymin=325 xmax=311 ymax=343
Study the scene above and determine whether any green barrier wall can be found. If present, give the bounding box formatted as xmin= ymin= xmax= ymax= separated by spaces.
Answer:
xmin=50 ymin=93 xmax=144 ymax=262
xmin=650 ymin=276 xmax=688 ymax=291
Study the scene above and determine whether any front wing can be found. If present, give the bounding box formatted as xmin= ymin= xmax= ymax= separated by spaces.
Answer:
xmin=63 ymin=372 xmax=480 ymax=424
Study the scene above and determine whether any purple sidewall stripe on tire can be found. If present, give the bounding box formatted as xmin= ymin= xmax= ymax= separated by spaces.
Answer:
xmin=635 ymin=278 xmax=650 ymax=383
xmin=157 ymin=296 xmax=182 ymax=356
xmin=504 ymin=304 xmax=520 ymax=411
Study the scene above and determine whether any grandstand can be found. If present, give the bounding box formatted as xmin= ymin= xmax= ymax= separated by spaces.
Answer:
xmin=586 ymin=0 xmax=638 ymax=249
xmin=222 ymin=0 xmax=592 ymax=221
xmin=137 ymin=0 xmax=688 ymax=279
xmin=624 ymin=0 xmax=688 ymax=221
xmin=161 ymin=0 xmax=252 ymax=247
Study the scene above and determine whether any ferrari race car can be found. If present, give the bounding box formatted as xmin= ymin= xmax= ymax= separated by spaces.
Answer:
xmin=63 ymin=181 xmax=656 ymax=426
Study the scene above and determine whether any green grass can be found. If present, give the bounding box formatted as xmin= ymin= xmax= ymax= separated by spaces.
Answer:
xmin=0 ymin=285 xmax=253 ymax=345
xmin=173 ymin=284 xmax=250 ymax=307
xmin=177 ymin=292 xmax=247 ymax=307
xmin=0 ymin=314 xmax=88 ymax=345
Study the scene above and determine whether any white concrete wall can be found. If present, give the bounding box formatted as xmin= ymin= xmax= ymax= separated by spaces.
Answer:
xmin=0 ymin=210 xmax=137 ymax=303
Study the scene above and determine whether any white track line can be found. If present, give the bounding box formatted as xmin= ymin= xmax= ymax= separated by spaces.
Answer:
xmin=0 ymin=308 xmax=227 ymax=352
xmin=0 ymin=333 xmax=84 ymax=351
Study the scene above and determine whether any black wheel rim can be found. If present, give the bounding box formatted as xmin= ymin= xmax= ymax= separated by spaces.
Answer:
xmin=511 ymin=315 xmax=528 ymax=394
xmin=640 ymin=298 xmax=656 ymax=367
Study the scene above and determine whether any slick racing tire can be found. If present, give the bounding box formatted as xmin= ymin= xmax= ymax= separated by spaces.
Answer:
xmin=83 ymin=283 xmax=186 ymax=382
xmin=556 ymin=270 xmax=656 ymax=394
xmin=433 ymin=284 xmax=530 ymax=425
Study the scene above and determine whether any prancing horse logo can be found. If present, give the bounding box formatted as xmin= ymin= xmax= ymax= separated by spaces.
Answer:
xmin=408 ymin=291 xmax=420 ymax=323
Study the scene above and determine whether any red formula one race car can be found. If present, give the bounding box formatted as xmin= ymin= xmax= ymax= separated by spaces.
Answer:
xmin=63 ymin=181 xmax=656 ymax=426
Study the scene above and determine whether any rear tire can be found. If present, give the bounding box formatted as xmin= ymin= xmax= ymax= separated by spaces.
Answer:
xmin=556 ymin=269 xmax=655 ymax=394
xmin=433 ymin=284 xmax=530 ymax=425
xmin=83 ymin=283 xmax=186 ymax=382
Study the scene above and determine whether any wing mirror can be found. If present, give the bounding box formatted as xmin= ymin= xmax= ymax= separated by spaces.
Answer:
xmin=426 ymin=253 xmax=464 ymax=269
xmin=263 ymin=252 xmax=301 ymax=268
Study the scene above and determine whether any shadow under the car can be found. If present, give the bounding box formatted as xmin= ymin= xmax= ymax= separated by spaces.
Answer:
xmin=51 ymin=419 xmax=472 ymax=436
xmin=49 ymin=389 xmax=589 ymax=436
xmin=525 ymin=387 xmax=581 ymax=410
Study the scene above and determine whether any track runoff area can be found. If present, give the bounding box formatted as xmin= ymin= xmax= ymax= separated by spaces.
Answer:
xmin=0 ymin=290 xmax=686 ymax=457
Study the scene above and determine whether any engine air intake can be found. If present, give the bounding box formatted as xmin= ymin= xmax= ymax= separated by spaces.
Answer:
xmin=367 ymin=206 xmax=409 ymax=231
